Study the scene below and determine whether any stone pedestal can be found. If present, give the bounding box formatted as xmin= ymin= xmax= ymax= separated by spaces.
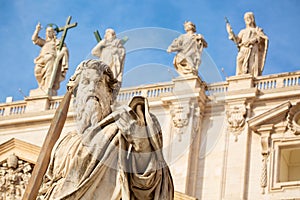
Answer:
xmin=172 ymin=75 xmax=204 ymax=95
xmin=227 ymin=74 xmax=254 ymax=91
xmin=29 ymin=87 xmax=57 ymax=97
xmin=25 ymin=88 xmax=51 ymax=112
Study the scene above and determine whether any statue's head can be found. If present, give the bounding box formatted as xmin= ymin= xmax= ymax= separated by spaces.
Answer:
xmin=244 ymin=12 xmax=256 ymax=28
xmin=184 ymin=21 xmax=196 ymax=33
xmin=46 ymin=26 xmax=56 ymax=39
xmin=74 ymin=60 xmax=117 ymax=133
xmin=104 ymin=28 xmax=116 ymax=41
xmin=7 ymin=154 xmax=18 ymax=169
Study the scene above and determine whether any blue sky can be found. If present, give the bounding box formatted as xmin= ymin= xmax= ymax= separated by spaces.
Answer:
xmin=0 ymin=0 xmax=300 ymax=102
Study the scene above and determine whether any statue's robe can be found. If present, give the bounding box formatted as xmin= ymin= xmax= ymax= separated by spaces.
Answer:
xmin=34 ymin=37 xmax=69 ymax=92
xmin=39 ymin=98 xmax=174 ymax=200
xmin=236 ymin=26 xmax=268 ymax=76
xmin=92 ymin=38 xmax=125 ymax=101
xmin=168 ymin=33 xmax=207 ymax=76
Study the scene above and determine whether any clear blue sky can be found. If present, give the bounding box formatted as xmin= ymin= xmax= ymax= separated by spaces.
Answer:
xmin=0 ymin=0 xmax=300 ymax=102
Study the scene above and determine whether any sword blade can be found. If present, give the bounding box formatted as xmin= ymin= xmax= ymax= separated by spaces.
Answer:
xmin=22 ymin=90 xmax=72 ymax=200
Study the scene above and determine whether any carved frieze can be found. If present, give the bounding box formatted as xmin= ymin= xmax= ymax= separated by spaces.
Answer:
xmin=0 ymin=154 xmax=33 ymax=200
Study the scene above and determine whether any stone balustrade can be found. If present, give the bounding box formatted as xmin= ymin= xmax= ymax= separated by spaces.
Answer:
xmin=0 ymin=101 xmax=26 ymax=116
xmin=254 ymin=71 xmax=300 ymax=90
xmin=206 ymin=81 xmax=229 ymax=95
xmin=49 ymin=98 xmax=63 ymax=110
xmin=117 ymin=82 xmax=174 ymax=102
xmin=1 ymin=71 xmax=300 ymax=117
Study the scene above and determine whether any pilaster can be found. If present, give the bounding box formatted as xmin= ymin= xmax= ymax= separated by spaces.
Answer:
xmin=162 ymin=75 xmax=206 ymax=197
xmin=221 ymin=74 xmax=257 ymax=199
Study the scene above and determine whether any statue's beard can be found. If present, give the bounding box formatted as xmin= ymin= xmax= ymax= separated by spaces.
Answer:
xmin=75 ymin=95 xmax=111 ymax=134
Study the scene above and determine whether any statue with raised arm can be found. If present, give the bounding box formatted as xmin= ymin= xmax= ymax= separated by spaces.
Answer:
xmin=32 ymin=23 xmax=69 ymax=95
xmin=167 ymin=21 xmax=207 ymax=76
xmin=37 ymin=59 xmax=174 ymax=200
xmin=226 ymin=12 xmax=268 ymax=77
xmin=91 ymin=29 xmax=125 ymax=99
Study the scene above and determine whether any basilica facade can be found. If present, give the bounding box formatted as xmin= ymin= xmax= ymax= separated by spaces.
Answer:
xmin=1 ymin=69 xmax=300 ymax=199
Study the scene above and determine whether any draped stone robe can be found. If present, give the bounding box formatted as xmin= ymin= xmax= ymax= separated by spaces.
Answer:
xmin=236 ymin=26 xmax=268 ymax=76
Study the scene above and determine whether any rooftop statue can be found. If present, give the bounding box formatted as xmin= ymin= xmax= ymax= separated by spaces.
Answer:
xmin=91 ymin=28 xmax=126 ymax=99
xmin=226 ymin=12 xmax=268 ymax=77
xmin=36 ymin=60 xmax=174 ymax=200
xmin=167 ymin=21 xmax=207 ymax=76
xmin=32 ymin=17 xmax=77 ymax=96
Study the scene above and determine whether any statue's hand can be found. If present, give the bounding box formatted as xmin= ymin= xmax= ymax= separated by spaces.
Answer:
xmin=36 ymin=22 xmax=42 ymax=32
xmin=116 ymin=108 xmax=137 ymax=134
xmin=226 ymin=23 xmax=232 ymax=34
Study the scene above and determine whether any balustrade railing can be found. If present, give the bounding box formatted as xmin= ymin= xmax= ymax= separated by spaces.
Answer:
xmin=1 ymin=71 xmax=300 ymax=117
xmin=49 ymin=99 xmax=61 ymax=110
xmin=0 ymin=102 xmax=26 ymax=117
xmin=254 ymin=71 xmax=300 ymax=90
xmin=117 ymin=82 xmax=174 ymax=102
xmin=206 ymin=81 xmax=228 ymax=95
xmin=0 ymin=107 xmax=5 ymax=116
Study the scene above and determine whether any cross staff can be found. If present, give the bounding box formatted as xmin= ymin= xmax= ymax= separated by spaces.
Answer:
xmin=57 ymin=16 xmax=77 ymax=50
xmin=94 ymin=30 xmax=102 ymax=43
xmin=48 ymin=16 xmax=77 ymax=94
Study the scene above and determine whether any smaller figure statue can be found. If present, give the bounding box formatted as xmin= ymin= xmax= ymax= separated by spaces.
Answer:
xmin=226 ymin=12 xmax=268 ymax=77
xmin=167 ymin=21 xmax=207 ymax=76
xmin=91 ymin=28 xmax=126 ymax=99
xmin=32 ymin=23 xmax=69 ymax=95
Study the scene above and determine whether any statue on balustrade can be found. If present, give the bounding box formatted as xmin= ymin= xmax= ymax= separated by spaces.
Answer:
xmin=32 ymin=16 xmax=77 ymax=96
xmin=32 ymin=22 xmax=69 ymax=95
xmin=167 ymin=21 xmax=207 ymax=76
xmin=38 ymin=60 xmax=174 ymax=200
xmin=91 ymin=28 xmax=126 ymax=99
xmin=226 ymin=12 xmax=268 ymax=77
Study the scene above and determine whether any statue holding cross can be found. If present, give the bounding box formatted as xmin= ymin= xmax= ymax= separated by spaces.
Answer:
xmin=91 ymin=28 xmax=126 ymax=101
xmin=32 ymin=16 xmax=77 ymax=96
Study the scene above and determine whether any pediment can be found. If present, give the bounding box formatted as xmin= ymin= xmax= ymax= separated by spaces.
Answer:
xmin=248 ymin=101 xmax=292 ymax=133
xmin=0 ymin=138 xmax=40 ymax=164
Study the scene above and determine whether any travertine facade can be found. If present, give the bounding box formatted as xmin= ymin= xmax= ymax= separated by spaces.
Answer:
xmin=1 ymin=70 xmax=300 ymax=199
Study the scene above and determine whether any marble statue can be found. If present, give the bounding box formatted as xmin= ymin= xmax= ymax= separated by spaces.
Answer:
xmin=91 ymin=28 xmax=126 ymax=98
xmin=38 ymin=60 xmax=174 ymax=200
xmin=226 ymin=12 xmax=268 ymax=76
xmin=32 ymin=23 xmax=69 ymax=95
xmin=167 ymin=21 xmax=207 ymax=76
